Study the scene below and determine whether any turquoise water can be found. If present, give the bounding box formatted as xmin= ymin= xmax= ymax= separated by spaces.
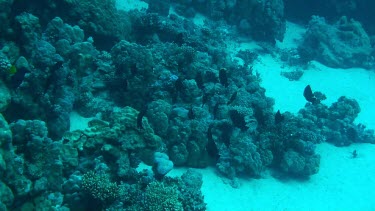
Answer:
xmin=0 ymin=0 xmax=374 ymax=210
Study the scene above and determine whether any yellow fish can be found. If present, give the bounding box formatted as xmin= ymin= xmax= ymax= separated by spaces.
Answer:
xmin=8 ymin=65 xmax=17 ymax=74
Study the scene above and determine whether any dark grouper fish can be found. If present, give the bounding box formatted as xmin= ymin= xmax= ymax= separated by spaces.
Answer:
xmin=275 ymin=110 xmax=284 ymax=124
xmin=227 ymin=91 xmax=237 ymax=105
xmin=137 ymin=106 xmax=147 ymax=129
xmin=303 ymin=85 xmax=318 ymax=104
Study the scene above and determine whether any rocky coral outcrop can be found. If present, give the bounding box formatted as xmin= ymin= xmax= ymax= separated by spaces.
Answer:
xmin=298 ymin=16 xmax=373 ymax=69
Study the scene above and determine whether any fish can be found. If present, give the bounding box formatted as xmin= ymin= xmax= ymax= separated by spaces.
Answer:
xmin=275 ymin=110 xmax=284 ymax=124
xmin=219 ymin=68 xmax=228 ymax=87
xmin=352 ymin=150 xmax=358 ymax=158
xmin=303 ymin=85 xmax=318 ymax=104
xmin=206 ymin=124 xmax=219 ymax=161
xmin=8 ymin=65 xmax=17 ymax=74
xmin=227 ymin=91 xmax=237 ymax=105
xmin=137 ymin=106 xmax=148 ymax=129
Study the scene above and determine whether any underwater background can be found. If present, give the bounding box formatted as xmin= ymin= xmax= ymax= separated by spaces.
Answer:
xmin=0 ymin=0 xmax=375 ymax=210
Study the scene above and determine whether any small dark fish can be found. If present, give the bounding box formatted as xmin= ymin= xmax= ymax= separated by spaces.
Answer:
xmin=303 ymin=85 xmax=318 ymax=104
xmin=195 ymin=72 xmax=204 ymax=90
xmin=275 ymin=110 xmax=284 ymax=124
xmin=352 ymin=150 xmax=358 ymax=158
xmin=213 ymin=102 xmax=220 ymax=120
xmin=219 ymin=68 xmax=228 ymax=87
xmin=188 ymin=105 xmax=195 ymax=120
xmin=229 ymin=109 xmax=248 ymax=131
xmin=137 ymin=106 xmax=147 ymax=129
xmin=227 ymin=91 xmax=237 ymax=105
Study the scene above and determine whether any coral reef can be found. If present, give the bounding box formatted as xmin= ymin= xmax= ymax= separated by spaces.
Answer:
xmin=82 ymin=171 xmax=119 ymax=203
xmin=0 ymin=0 xmax=374 ymax=209
xmin=300 ymin=96 xmax=375 ymax=146
xmin=144 ymin=181 xmax=183 ymax=211
xmin=178 ymin=169 xmax=206 ymax=211
xmin=173 ymin=0 xmax=286 ymax=43
xmin=298 ymin=16 xmax=373 ymax=69
xmin=0 ymin=80 xmax=10 ymax=112
xmin=285 ymin=0 xmax=375 ymax=35
xmin=153 ymin=152 xmax=174 ymax=179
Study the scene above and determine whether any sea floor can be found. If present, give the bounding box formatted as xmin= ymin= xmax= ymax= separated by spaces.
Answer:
xmin=165 ymin=48 xmax=375 ymax=210
xmin=200 ymin=21 xmax=375 ymax=210
xmin=168 ymin=142 xmax=375 ymax=211
xmin=69 ymin=2 xmax=375 ymax=210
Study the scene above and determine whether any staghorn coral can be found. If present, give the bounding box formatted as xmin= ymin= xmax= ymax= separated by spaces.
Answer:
xmin=81 ymin=171 xmax=119 ymax=203
xmin=144 ymin=181 xmax=183 ymax=211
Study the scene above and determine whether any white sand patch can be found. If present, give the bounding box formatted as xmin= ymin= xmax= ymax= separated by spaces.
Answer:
xmin=253 ymin=54 xmax=306 ymax=112
xmin=276 ymin=21 xmax=306 ymax=49
xmin=226 ymin=37 xmax=262 ymax=54
xmin=193 ymin=13 xmax=207 ymax=27
xmin=168 ymin=143 xmax=375 ymax=211
xmin=116 ymin=0 xmax=148 ymax=11
xmin=69 ymin=111 xmax=93 ymax=131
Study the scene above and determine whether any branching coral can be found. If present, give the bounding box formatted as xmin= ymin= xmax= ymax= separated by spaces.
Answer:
xmin=144 ymin=181 xmax=183 ymax=211
xmin=82 ymin=171 xmax=119 ymax=203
